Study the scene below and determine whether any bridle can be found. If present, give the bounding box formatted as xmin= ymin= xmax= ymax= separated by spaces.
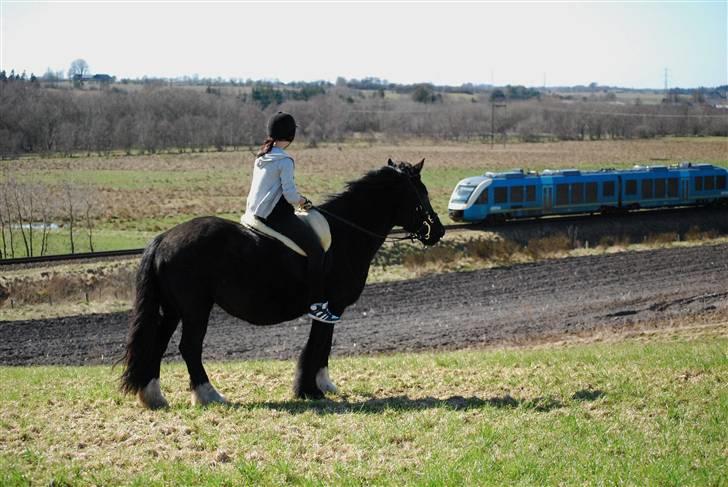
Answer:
xmin=404 ymin=177 xmax=438 ymax=243
xmin=313 ymin=169 xmax=438 ymax=244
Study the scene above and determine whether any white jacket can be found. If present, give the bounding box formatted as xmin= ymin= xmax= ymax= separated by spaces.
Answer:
xmin=245 ymin=147 xmax=303 ymax=219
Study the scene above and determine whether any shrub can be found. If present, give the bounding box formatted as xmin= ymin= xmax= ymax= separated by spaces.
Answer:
xmin=402 ymin=245 xmax=459 ymax=268
xmin=464 ymin=238 xmax=521 ymax=261
xmin=525 ymin=234 xmax=573 ymax=258
xmin=644 ymin=232 xmax=680 ymax=244
xmin=598 ymin=234 xmax=632 ymax=248
xmin=684 ymin=226 xmax=719 ymax=241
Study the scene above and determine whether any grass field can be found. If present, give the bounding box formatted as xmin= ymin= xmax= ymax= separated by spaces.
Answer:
xmin=1 ymin=324 xmax=726 ymax=485
xmin=1 ymin=137 xmax=726 ymax=257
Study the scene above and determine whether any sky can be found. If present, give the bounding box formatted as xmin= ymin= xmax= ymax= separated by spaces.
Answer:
xmin=1 ymin=1 xmax=726 ymax=89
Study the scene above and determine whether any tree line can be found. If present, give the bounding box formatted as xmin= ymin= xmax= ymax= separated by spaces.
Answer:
xmin=1 ymin=74 xmax=726 ymax=158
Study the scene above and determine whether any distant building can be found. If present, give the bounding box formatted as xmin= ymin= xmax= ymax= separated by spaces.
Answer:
xmin=72 ymin=73 xmax=115 ymax=88
xmin=92 ymin=74 xmax=113 ymax=83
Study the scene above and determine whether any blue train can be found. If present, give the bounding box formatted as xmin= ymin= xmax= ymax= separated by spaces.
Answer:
xmin=448 ymin=162 xmax=728 ymax=223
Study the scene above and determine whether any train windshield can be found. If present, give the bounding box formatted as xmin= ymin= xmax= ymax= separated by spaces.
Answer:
xmin=452 ymin=184 xmax=477 ymax=203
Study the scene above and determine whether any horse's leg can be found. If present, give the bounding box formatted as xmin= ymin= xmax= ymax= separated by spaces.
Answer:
xmin=294 ymin=320 xmax=336 ymax=399
xmin=314 ymin=325 xmax=337 ymax=394
xmin=179 ymin=303 xmax=227 ymax=406
xmin=137 ymin=311 xmax=180 ymax=409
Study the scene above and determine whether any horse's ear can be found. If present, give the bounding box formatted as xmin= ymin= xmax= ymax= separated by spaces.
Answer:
xmin=414 ymin=158 xmax=425 ymax=174
xmin=387 ymin=158 xmax=395 ymax=167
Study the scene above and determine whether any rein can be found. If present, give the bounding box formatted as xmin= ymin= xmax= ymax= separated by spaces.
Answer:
xmin=312 ymin=206 xmax=415 ymax=243
xmin=312 ymin=170 xmax=437 ymax=244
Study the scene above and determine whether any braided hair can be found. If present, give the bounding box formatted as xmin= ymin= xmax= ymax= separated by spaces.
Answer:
xmin=256 ymin=137 xmax=276 ymax=157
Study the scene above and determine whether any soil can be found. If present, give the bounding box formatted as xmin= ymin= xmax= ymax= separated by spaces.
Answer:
xmin=1 ymin=243 xmax=727 ymax=366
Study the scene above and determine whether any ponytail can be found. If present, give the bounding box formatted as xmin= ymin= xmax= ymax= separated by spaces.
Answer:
xmin=256 ymin=137 xmax=275 ymax=157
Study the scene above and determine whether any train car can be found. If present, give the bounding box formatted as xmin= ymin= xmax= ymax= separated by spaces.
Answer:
xmin=448 ymin=162 xmax=728 ymax=223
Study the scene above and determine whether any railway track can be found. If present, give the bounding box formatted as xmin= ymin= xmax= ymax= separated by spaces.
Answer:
xmin=0 ymin=223 xmax=476 ymax=267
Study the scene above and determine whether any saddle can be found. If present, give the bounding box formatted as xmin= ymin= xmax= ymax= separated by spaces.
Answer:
xmin=240 ymin=209 xmax=331 ymax=257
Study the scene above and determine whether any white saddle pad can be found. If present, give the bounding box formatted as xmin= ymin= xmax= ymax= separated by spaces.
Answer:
xmin=240 ymin=209 xmax=331 ymax=257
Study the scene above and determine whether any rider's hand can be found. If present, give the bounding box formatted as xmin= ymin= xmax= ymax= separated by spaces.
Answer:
xmin=299 ymin=197 xmax=313 ymax=211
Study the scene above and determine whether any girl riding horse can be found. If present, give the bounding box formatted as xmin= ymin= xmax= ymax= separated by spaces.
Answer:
xmin=246 ymin=112 xmax=339 ymax=324
xmin=120 ymin=130 xmax=445 ymax=408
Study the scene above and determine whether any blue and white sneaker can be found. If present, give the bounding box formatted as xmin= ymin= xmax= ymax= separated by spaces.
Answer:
xmin=308 ymin=302 xmax=341 ymax=323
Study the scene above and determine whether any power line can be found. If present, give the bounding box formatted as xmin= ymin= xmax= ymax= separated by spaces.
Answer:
xmin=539 ymin=106 xmax=727 ymax=119
xmin=350 ymin=107 xmax=727 ymax=119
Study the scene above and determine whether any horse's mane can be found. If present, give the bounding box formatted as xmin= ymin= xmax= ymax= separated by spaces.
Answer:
xmin=322 ymin=161 xmax=417 ymax=207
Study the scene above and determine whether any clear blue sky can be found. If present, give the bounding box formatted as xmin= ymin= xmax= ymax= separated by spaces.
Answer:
xmin=1 ymin=1 xmax=726 ymax=88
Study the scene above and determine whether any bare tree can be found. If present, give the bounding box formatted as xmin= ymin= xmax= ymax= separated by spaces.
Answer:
xmin=8 ymin=179 xmax=32 ymax=257
xmin=39 ymin=207 xmax=50 ymax=256
xmin=67 ymin=59 xmax=89 ymax=80
xmin=64 ymin=183 xmax=76 ymax=254
xmin=0 ymin=182 xmax=7 ymax=259
xmin=1 ymin=179 xmax=15 ymax=258
xmin=81 ymin=185 xmax=98 ymax=252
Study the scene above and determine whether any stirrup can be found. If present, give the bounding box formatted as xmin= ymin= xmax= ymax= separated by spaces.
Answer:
xmin=308 ymin=302 xmax=340 ymax=324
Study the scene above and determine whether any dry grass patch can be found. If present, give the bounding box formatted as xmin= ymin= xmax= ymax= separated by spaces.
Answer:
xmin=684 ymin=225 xmax=720 ymax=241
xmin=524 ymin=234 xmax=574 ymax=257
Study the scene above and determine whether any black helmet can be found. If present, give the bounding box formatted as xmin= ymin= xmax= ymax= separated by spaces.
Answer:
xmin=267 ymin=112 xmax=297 ymax=141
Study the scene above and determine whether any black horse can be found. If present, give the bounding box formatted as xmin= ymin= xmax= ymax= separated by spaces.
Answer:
xmin=120 ymin=159 xmax=445 ymax=408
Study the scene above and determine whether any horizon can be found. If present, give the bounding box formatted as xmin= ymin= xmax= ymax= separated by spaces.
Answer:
xmin=4 ymin=69 xmax=727 ymax=91
xmin=1 ymin=2 xmax=726 ymax=90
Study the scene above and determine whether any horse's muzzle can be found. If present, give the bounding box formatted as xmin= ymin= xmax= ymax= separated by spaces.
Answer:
xmin=419 ymin=219 xmax=445 ymax=246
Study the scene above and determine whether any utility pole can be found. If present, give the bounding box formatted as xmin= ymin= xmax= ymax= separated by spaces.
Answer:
xmin=664 ymin=67 xmax=669 ymax=102
xmin=491 ymin=102 xmax=506 ymax=149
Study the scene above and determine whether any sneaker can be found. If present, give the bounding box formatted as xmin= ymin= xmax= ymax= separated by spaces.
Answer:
xmin=308 ymin=302 xmax=341 ymax=324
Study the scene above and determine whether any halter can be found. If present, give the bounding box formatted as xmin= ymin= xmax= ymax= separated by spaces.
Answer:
xmin=313 ymin=168 xmax=438 ymax=244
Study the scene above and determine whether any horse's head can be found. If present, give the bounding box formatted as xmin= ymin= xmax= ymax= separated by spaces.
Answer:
xmin=387 ymin=158 xmax=445 ymax=246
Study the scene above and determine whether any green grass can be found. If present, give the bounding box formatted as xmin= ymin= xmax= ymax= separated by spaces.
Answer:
xmin=0 ymin=227 xmax=155 ymax=256
xmin=1 ymin=334 xmax=726 ymax=485
xmin=0 ymin=214 xmax=248 ymax=257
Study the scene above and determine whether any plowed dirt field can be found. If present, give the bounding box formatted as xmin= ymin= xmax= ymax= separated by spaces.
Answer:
xmin=1 ymin=243 xmax=726 ymax=366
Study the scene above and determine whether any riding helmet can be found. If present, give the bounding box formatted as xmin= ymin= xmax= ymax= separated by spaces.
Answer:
xmin=267 ymin=112 xmax=297 ymax=141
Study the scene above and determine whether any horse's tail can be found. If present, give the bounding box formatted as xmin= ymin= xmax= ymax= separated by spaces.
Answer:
xmin=120 ymin=234 xmax=164 ymax=395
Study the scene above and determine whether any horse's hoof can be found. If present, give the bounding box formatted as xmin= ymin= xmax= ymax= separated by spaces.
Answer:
xmin=294 ymin=384 xmax=325 ymax=400
xmin=301 ymin=389 xmax=326 ymax=400
xmin=315 ymin=367 xmax=338 ymax=394
xmin=191 ymin=382 xmax=228 ymax=406
xmin=138 ymin=378 xmax=169 ymax=409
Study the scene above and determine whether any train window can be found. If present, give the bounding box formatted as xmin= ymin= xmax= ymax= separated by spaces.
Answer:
xmin=556 ymin=184 xmax=569 ymax=205
xmin=571 ymin=183 xmax=584 ymax=204
xmin=655 ymin=179 xmax=666 ymax=198
xmin=494 ymin=187 xmax=507 ymax=204
xmin=476 ymin=189 xmax=488 ymax=204
xmin=695 ymin=176 xmax=703 ymax=191
xmin=511 ymin=186 xmax=524 ymax=203
xmin=642 ymin=179 xmax=653 ymax=198
xmin=585 ymin=182 xmax=597 ymax=203
xmin=452 ymin=184 xmax=477 ymax=203
xmin=668 ymin=178 xmax=679 ymax=197
xmin=603 ymin=181 xmax=615 ymax=197
xmin=625 ymin=180 xmax=637 ymax=196
xmin=705 ymin=176 xmax=715 ymax=191
xmin=718 ymin=175 xmax=727 ymax=190
xmin=526 ymin=185 xmax=536 ymax=202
